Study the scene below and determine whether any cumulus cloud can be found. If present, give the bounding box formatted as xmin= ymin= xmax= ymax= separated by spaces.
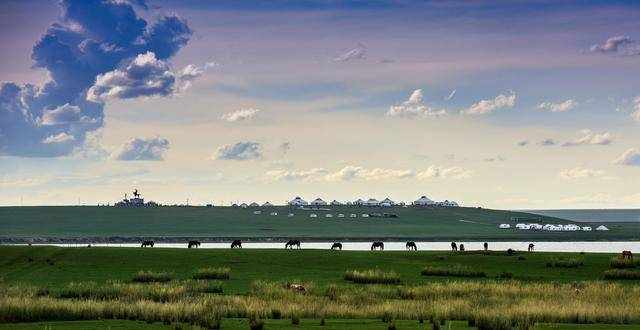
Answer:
xmin=386 ymin=89 xmax=447 ymax=118
xmin=630 ymin=97 xmax=640 ymax=122
xmin=537 ymin=99 xmax=578 ymax=112
xmin=416 ymin=165 xmax=473 ymax=180
xmin=537 ymin=139 xmax=557 ymax=146
xmin=558 ymin=166 xmax=604 ymax=180
xmin=112 ymin=136 xmax=170 ymax=161
xmin=221 ymin=108 xmax=261 ymax=122
xmin=332 ymin=43 xmax=367 ymax=62
xmin=42 ymin=132 xmax=75 ymax=144
xmin=265 ymin=168 xmax=328 ymax=182
xmin=214 ymin=141 xmax=262 ymax=160
xmin=87 ymin=52 xmax=176 ymax=102
xmin=0 ymin=0 xmax=191 ymax=157
xmin=588 ymin=35 xmax=640 ymax=56
xmin=324 ymin=166 xmax=414 ymax=182
xmin=562 ymin=130 xmax=613 ymax=147
xmin=613 ymin=148 xmax=640 ymax=166
xmin=461 ymin=92 xmax=516 ymax=115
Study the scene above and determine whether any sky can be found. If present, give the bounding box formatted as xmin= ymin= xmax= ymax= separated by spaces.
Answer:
xmin=1 ymin=0 xmax=640 ymax=209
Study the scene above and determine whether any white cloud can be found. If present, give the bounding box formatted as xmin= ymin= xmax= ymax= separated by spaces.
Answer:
xmin=386 ymin=89 xmax=447 ymax=118
xmin=40 ymin=104 xmax=95 ymax=126
xmin=221 ymin=108 xmax=261 ymax=122
xmin=42 ymin=132 xmax=75 ymax=144
xmin=537 ymin=99 xmax=578 ymax=112
xmin=562 ymin=129 xmax=613 ymax=147
xmin=265 ymin=168 xmax=328 ymax=182
xmin=325 ymin=166 xmax=415 ymax=182
xmin=214 ymin=141 xmax=262 ymax=160
xmin=112 ymin=136 xmax=170 ymax=161
xmin=417 ymin=165 xmax=473 ymax=180
xmin=461 ymin=92 xmax=516 ymax=115
xmin=332 ymin=43 xmax=367 ymax=62
xmin=177 ymin=64 xmax=204 ymax=81
xmin=558 ymin=166 xmax=604 ymax=180
xmin=588 ymin=35 xmax=639 ymax=56
xmin=613 ymin=148 xmax=640 ymax=166
xmin=630 ymin=97 xmax=640 ymax=122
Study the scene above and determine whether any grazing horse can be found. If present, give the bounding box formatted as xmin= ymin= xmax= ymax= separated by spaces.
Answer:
xmin=231 ymin=240 xmax=242 ymax=249
xmin=451 ymin=242 xmax=458 ymax=251
xmin=528 ymin=243 xmax=535 ymax=252
xmin=371 ymin=241 xmax=384 ymax=251
xmin=331 ymin=242 xmax=342 ymax=250
xmin=459 ymin=244 xmax=465 ymax=251
xmin=285 ymin=240 xmax=301 ymax=249
xmin=406 ymin=241 xmax=417 ymax=251
xmin=622 ymin=250 xmax=633 ymax=260
xmin=188 ymin=240 xmax=201 ymax=249
xmin=141 ymin=240 xmax=154 ymax=248
xmin=483 ymin=242 xmax=488 ymax=251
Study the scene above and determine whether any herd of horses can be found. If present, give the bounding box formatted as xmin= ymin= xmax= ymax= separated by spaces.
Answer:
xmin=137 ymin=239 xmax=542 ymax=252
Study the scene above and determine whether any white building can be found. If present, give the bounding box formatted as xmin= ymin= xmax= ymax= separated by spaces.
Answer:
xmin=330 ymin=200 xmax=342 ymax=206
xmin=349 ymin=213 xmax=357 ymax=218
xmin=353 ymin=198 xmax=365 ymax=206
xmin=365 ymin=198 xmax=380 ymax=206
xmin=529 ymin=223 xmax=543 ymax=230
xmin=311 ymin=198 xmax=327 ymax=206
xmin=337 ymin=213 xmax=345 ymax=218
xmin=413 ymin=196 xmax=435 ymax=206
xmin=582 ymin=226 xmax=592 ymax=231
xmin=543 ymin=224 xmax=562 ymax=231
xmin=240 ymin=203 xmax=248 ymax=208
xmin=498 ymin=224 xmax=511 ymax=229
xmin=596 ymin=225 xmax=609 ymax=231
xmin=310 ymin=213 xmax=318 ymax=218
xmin=325 ymin=214 xmax=333 ymax=218
xmin=380 ymin=198 xmax=395 ymax=207
xmin=439 ymin=200 xmax=459 ymax=207
xmin=288 ymin=196 xmax=308 ymax=206
xmin=249 ymin=202 xmax=260 ymax=207
xmin=563 ymin=224 xmax=580 ymax=231
xmin=515 ymin=223 xmax=531 ymax=230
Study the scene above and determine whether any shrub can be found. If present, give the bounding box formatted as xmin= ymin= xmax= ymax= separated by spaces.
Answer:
xmin=132 ymin=271 xmax=172 ymax=283
xmin=421 ymin=265 xmax=486 ymax=277
xmin=344 ymin=269 xmax=401 ymax=284
xmin=609 ymin=257 xmax=640 ymax=269
xmin=188 ymin=280 xmax=223 ymax=294
xmin=193 ymin=267 xmax=230 ymax=280
xmin=546 ymin=258 xmax=583 ymax=268
xmin=603 ymin=269 xmax=640 ymax=280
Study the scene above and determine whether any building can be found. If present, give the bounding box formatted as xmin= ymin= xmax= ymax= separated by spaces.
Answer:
xmin=365 ymin=198 xmax=380 ymax=206
xmin=498 ymin=224 xmax=511 ymax=229
xmin=439 ymin=200 xmax=459 ymax=207
xmin=353 ymin=198 xmax=365 ymax=206
xmin=262 ymin=201 xmax=273 ymax=207
xmin=330 ymin=200 xmax=342 ymax=206
xmin=413 ymin=195 xmax=435 ymax=206
xmin=380 ymin=198 xmax=395 ymax=207
xmin=288 ymin=196 xmax=308 ymax=206
xmin=249 ymin=202 xmax=260 ymax=207
xmin=114 ymin=189 xmax=158 ymax=207
xmin=310 ymin=198 xmax=327 ymax=206
xmin=596 ymin=225 xmax=609 ymax=231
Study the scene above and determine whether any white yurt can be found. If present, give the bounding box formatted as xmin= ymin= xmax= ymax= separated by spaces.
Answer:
xmin=413 ymin=196 xmax=434 ymax=206
xmin=288 ymin=196 xmax=308 ymax=206
xmin=311 ymin=198 xmax=327 ymax=206
xmin=596 ymin=225 xmax=609 ymax=231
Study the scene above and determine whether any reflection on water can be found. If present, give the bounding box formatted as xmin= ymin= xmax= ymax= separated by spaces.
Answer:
xmin=25 ymin=241 xmax=640 ymax=253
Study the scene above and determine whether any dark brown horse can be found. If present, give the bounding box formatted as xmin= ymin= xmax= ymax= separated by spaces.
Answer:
xmin=451 ymin=242 xmax=457 ymax=251
xmin=406 ymin=241 xmax=417 ymax=251
xmin=231 ymin=240 xmax=242 ymax=248
xmin=285 ymin=240 xmax=301 ymax=249
xmin=331 ymin=242 xmax=342 ymax=250
xmin=459 ymin=244 xmax=465 ymax=251
xmin=622 ymin=250 xmax=633 ymax=259
xmin=141 ymin=240 xmax=154 ymax=248
xmin=483 ymin=242 xmax=488 ymax=251
xmin=528 ymin=243 xmax=535 ymax=252
xmin=187 ymin=240 xmax=201 ymax=248
xmin=371 ymin=241 xmax=384 ymax=251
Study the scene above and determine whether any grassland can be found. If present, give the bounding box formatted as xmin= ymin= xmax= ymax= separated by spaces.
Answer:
xmin=1 ymin=246 xmax=640 ymax=329
xmin=1 ymin=206 xmax=638 ymax=242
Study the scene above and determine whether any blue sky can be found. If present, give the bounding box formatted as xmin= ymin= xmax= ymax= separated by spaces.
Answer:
xmin=1 ymin=0 xmax=640 ymax=208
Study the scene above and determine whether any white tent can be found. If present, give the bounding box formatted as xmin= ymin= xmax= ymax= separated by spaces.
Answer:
xmin=330 ymin=200 xmax=342 ymax=206
xmin=380 ymin=198 xmax=395 ymax=207
xmin=240 ymin=203 xmax=248 ymax=208
xmin=413 ymin=195 xmax=434 ymax=206
xmin=582 ymin=226 xmax=592 ymax=231
xmin=515 ymin=223 xmax=531 ymax=230
xmin=529 ymin=223 xmax=543 ymax=230
xmin=262 ymin=201 xmax=273 ymax=207
xmin=249 ymin=202 xmax=260 ymax=207
xmin=353 ymin=198 xmax=365 ymax=206
xmin=596 ymin=225 xmax=609 ymax=231
xmin=311 ymin=198 xmax=327 ymax=206
xmin=288 ymin=196 xmax=308 ymax=206
xmin=440 ymin=200 xmax=459 ymax=207
xmin=563 ymin=224 xmax=580 ymax=231
xmin=498 ymin=224 xmax=511 ymax=229
xmin=365 ymin=198 xmax=380 ymax=206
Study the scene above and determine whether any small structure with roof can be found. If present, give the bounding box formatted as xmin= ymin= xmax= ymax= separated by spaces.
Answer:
xmin=498 ymin=223 xmax=511 ymax=229
xmin=288 ymin=196 xmax=308 ymax=206
xmin=249 ymin=202 xmax=260 ymax=207
xmin=365 ymin=198 xmax=380 ymax=207
xmin=380 ymin=198 xmax=395 ymax=207
xmin=330 ymin=200 xmax=342 ymax=206
xmin=262 ymin=201 xmax=273 ymax=207
xmin=311 ymin=198 xmax=327 ymax=206
xmin=413 ymin=195 xmax=435 ymax=206
xmin=353 ymin=198 xmax=365 ymax=206
xmin=596 ymin=225 xmax=609 ymax=231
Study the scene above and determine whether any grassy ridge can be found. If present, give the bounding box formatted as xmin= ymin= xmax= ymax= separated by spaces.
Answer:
xmin=1 ymin=205 xmax=637 ymax=241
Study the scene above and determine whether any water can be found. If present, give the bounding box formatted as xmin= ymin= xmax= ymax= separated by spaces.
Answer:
xmin=22 ymin=241 xmax=640 ymax=253
xmin=526 ymin=209 xmax=640 ymax=223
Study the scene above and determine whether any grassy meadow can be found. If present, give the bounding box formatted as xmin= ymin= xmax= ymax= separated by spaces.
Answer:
xmin=1 ymin=246 xmax=640 ymax=329
xmin=1 ymin=206 xmax=638 ymax=241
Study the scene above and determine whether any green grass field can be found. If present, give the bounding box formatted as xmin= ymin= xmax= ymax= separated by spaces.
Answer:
xmin=1 ymin=206 xmax=638 ymax=241
xmin=1 ymin=246 xmax=640 ymax=329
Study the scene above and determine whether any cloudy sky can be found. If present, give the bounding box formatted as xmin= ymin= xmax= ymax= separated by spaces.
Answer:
xmin=1 ymin=0 xmax=640 ymax=208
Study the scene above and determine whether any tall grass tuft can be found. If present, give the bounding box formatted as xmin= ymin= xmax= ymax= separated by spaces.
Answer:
xmin=132 ymin=271 xmax=172 ymax=283
xmin=193 ymin=267 xmax=230 ymax=280
xmin=344 ymin=269 xmax=401 ymax=284
xmin=610 ymin=257 xmax=640 ymax=269
xmin=421 ymin=265 xmax=486 ymax=277
xmin=546 ymin=258 xmax=584 ymax=268
xmin=603 ymin=269 xmax=640 ymax=280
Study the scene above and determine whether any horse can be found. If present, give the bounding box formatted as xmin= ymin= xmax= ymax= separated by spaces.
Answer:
xmin=459 ymin=244 xmax=465 ymax=251
xmin=187 ymin=240 xmax=201 ymax=249
xmin=528 ymin=243 xmax=535 ymax=252
xmin=507 ymin=248 xmax=516 ymax=255
xmin=406 ymin=241 xmax=417 ymax=251
xmin=371 ymin=241 xmax=384 ymax=251
xmin=331 ymin=242 xmax=342 ymax=250
xmin=231 ymin=240 xmax=242 ymax=249
xmin=141 ymin=240 xmax=154 ymax=248
xmin=622 ymin=250 xmax=633 ymax=259
xmin=451 ymin=242 xmax=458 ymax=251
xmin=483 ymin=242 xmax=488 ymax=251
xmin=285 ymin=240 xmax=301 ymax=249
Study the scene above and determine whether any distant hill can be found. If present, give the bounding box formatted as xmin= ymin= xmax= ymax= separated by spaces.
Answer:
xmin=0 ymin=206 xmax=638 ymax=242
